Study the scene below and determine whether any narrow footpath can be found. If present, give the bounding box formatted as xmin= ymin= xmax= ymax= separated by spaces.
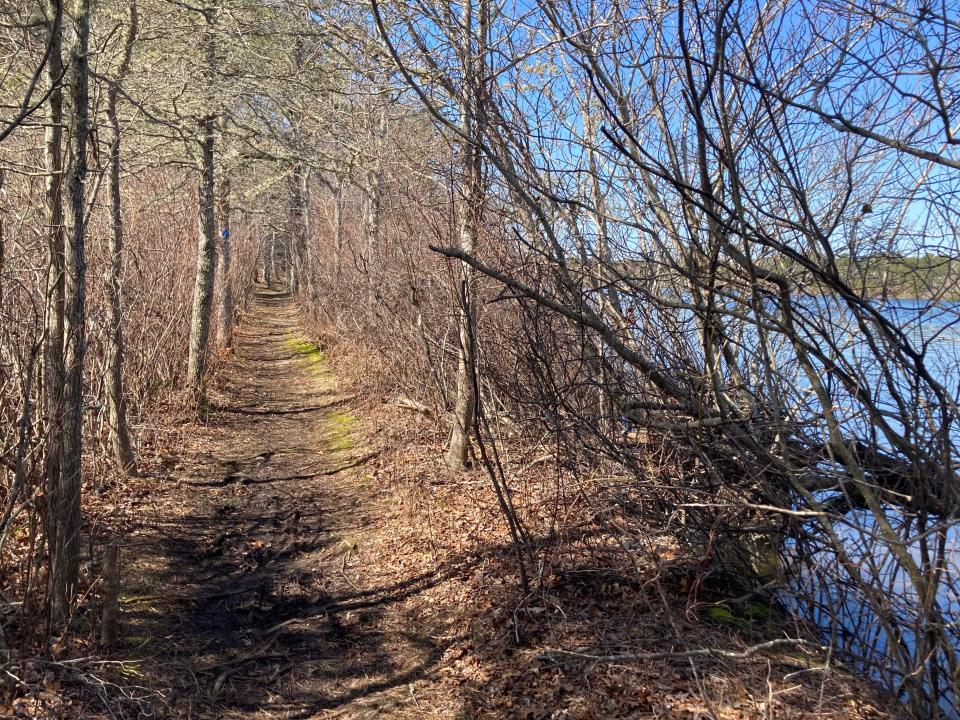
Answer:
xmin=120 ymin=289 xmax=442 ymax=719
xmin=108 ymin=289 xmax=904 ymax=720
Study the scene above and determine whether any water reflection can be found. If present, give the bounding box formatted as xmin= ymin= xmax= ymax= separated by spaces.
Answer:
xmin=786 ymin=297 xmax=959 ymax=718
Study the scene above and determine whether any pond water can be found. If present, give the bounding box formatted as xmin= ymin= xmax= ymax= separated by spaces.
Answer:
xmin=784 ymin=297 xmax=960 ymax=718
xmin=628 ymin=291 xmax=960 ymax=714
xmin=788 ymin=509 xmax=959 ymax=718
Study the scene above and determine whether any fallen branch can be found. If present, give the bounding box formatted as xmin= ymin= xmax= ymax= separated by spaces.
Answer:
xmin=319 ymin=452 xmax=379 ymax=476
xmin=538 ymin=638 xmax=826 ymax=664
xmin=393 ymin=396 xmax=433 ymax=416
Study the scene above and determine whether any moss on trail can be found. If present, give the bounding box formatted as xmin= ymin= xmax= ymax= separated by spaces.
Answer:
xmin=284 ymin=334 xmax=333 ymax=387
xmin=705 ymin=601 xmax=778 ymax=630
xmin=285 ymin=336 xmax=325 ymax=362
xmin=324 ymin=410 xmax=356 ymax=451
xmin=283 ymin=333 xmax=356 ymax=450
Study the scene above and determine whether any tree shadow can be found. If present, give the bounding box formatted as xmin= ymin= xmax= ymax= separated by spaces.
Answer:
xmin=115 ymin=288 xmax=481 ymax=717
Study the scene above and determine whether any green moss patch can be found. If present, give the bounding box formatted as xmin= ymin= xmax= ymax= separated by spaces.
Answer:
xmin=285 ymin=336 xmax=325 ymax=361
xmin=283 ymin=334 xmax=332 ymax=383
xmin=705 ymin=601 xmax=777 ymax=630
xmin=324 ymin=410 xmax=357 ymax=451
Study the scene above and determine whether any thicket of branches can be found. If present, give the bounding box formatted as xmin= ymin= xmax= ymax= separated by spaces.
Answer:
xmin=0 ymin=0 xmax=957 ymax=717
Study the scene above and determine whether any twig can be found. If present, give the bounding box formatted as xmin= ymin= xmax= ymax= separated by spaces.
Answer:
xmin=538 ymin=638 xmax=826 ymax=664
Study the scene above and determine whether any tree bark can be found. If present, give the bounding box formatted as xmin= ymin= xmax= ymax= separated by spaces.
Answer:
xmin=186 ymin=15 xmax=218 ymax=399
xmin=289 ymin=163 xmax=308 ymax=296
xmin=216 ymin=175 xmax=233 ymax=348
xmin=333 ymin=176 xmax=345 ymax=282
xmin=444 ymin=0 xmax=487 ymax=471
xmin=49 ymin=0 xmax=91 ymax=622
xmin=186 ymin=111 xmax=217 ymax=397
xmin=42 ymin=0 xmax=66 ymax=612
xmin=444 ymin=209 xmax=477 ymax=470
xmin=364 ymin=106 xmax=387 ymax=295
xmin=104 ymin=0 xmax=137 ymax=473
xmin=100 ymin=543 xmax=119 ymax=647
xmin=262 ymin=232 xmax=273 ymax=287
xmin=283 ymin=232 xmax=293 ymax=291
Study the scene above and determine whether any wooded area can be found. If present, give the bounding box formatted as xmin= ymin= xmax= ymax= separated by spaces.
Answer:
xmin=0 ymin=0 xmax=958 ymax=717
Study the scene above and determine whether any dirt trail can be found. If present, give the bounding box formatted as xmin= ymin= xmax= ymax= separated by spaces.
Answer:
xmin=108 ymin=289 xmax=903 ymax=720
xmin=121 ymin=289 xmax=441 ymax=719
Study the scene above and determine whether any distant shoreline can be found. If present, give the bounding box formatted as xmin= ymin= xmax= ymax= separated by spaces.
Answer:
xmin=782 ymin=255 xmax=960 ymax=304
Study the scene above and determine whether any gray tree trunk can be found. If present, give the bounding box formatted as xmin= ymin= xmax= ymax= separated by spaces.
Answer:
xmin=262 ymin=232 xmax=273 ymax=287
xmin=186 ymin=111 xmax=217 ymax=396
xmin=289 ymin=163 xmax=308 ymax=296
xmin=50 ymin=0 xmax=91 ymax=622
xmin=333 ymin=176 xmax=345 ymax=282
xmin=445 ymin=0 xmax=487 ymax=471
xmin=42 ymin=0 xmax=65 ymax=561
xmin=216 ymin=175 xmax=233 ymax=349
xmin=104 ymin=0 xmax=137 ymax=473
xmin=285 ymin=233 xmax=294 ymax=292
xmin=302 ymin=172 xmax=314 ymax=302
xmin=364 ymin=107 xmax=387 ymax=295
xmin=444 ymin=203 xmax=478 ymax=470
xmin=186 ymin=17 xmax=218 ymax=399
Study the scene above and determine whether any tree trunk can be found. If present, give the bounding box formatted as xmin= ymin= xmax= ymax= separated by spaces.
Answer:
xmin=364 ymin=107 xmax=387 ymax=299
xmin=100 ymin=543 xmax=119 ymax=647
xmin=289 ymin=163 xmax=308 ymax=296
xmin=42 ymin=0 xmax=66 ymax=612
xmin=104 ymin=0 xmax=137 ymax=473
xmin=285 ymin=234 xmax=294 ymax=292
xmin=186 ymin=111 xmax=217 ymax=397
xmin=186 ymin=16 xmax=218 ymax=400
xmin=333 ymin=176 xmax=345 ymax=282
xmin=444 ymin=0 xmax=487 ymax=471
xmin=444 ymin=204 xmax=477 ymax=470
xmin=302 ymin=172 xmax=314 ymax=302
xmin=216 ymin=175 xmax=233 ymax=349
xmin=262 ymin=232 xmax=273 ymax=286
xmin=287 ymin=38 xmax=310 ymax=298
xmin=50 ymin=0 xmax=91 ymax=622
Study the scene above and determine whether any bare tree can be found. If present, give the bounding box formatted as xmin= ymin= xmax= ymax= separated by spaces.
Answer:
xmin=186 ymin=8 xmax=218 ymax=399
xmin=41 ymin=0 xmax=67 ymax=620
xmin=103 ymin=0 xmax=138 ymax=472
xmin=216 ymin=173 xmax=233 ymax=348
xmin=49 ymin=0 xmax=91 ymax=622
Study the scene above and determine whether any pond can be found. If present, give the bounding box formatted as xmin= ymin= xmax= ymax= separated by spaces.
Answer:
xmin=785 ymin=297 xmax=960 ymax=718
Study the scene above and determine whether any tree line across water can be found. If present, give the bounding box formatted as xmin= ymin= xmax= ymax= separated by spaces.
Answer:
xmin=0 ymin=0 xmax=958 ymax=716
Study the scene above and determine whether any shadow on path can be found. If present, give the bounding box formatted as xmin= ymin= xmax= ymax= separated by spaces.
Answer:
xmin=119 ymin=288 xmax=460 ymax=718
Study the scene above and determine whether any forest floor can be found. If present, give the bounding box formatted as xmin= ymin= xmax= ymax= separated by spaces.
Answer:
xmin=64 ymin=289 xmax=906 ymax=719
